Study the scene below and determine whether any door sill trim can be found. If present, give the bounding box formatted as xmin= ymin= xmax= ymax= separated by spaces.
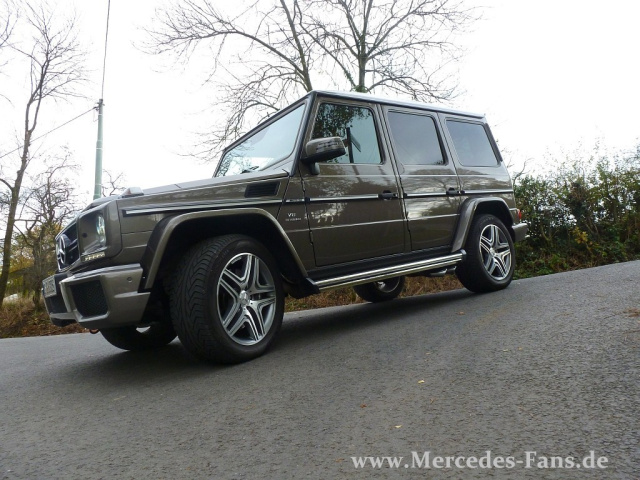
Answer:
xmin=310 ymin=251 xmax=465 ymax=292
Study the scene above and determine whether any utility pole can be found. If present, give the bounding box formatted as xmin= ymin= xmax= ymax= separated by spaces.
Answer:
xmin=93 ymin=99 xmax=104 ymax=199
xmin=94 ymin=0 xmax=111 ymax=199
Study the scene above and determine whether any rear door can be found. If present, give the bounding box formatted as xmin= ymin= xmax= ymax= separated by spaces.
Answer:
xmin=438 ymin=114 xmax=514 ymax=201
xmin=299 ymin=99 xmax=406 ymax=267
xmin=382 ymin=107 xmax=462 ymax=252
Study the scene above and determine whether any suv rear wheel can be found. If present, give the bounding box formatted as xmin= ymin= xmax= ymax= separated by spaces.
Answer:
xmin=354 ymin=276 xmax=405 ymax=303
xmin=456 ymin=214 xmax=515 ymax=293
xmin=170 ymin=235 xmax=284 ymax=364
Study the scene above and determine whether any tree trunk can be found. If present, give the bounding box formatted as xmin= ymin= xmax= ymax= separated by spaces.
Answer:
xmin=0 ymin=186 xmax=21 ymax=307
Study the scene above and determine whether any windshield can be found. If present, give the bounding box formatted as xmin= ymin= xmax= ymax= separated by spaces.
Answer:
xmin=216 ymin=104 xmax=305 ymax=177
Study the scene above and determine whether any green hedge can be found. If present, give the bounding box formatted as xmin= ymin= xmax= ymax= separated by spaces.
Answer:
xmin=513 ymin=146 xmax=640 ymax=277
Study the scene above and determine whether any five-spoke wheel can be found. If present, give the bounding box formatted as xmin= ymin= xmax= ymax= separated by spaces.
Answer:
xmin=456 ymin=214 xmax=515 ymax=293
xmin=217 ymin=252 xmax=278 ymax=346
xmin=479 ymin=223 xmax=512 ymax=281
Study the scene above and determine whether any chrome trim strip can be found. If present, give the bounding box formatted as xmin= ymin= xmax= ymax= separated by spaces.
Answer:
xmin=305 ymin=194 xmax=381 ymax=203
xmin=407 ymin=213 xmax=459 ymax=220
xmin=123 ymin=199 xmax=283 ymax=216
xmin=314 ymin=252 xmax=465 ymax=291
xmin=287 ymin=194 xmax=399 ymax=204
xmin=404 ymin=192 xmax=450 ymax=199
xmin=462 ymin=189 xmax=512 ymax=196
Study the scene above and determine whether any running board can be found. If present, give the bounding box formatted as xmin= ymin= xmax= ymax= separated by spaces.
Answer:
xmin=310 ymin=251 xmax=466 ymax=292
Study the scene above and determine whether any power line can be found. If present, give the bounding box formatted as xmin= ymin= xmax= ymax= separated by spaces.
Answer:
xmin=101 ymin=0 xmax=111 ymax=98
xmin=0 ymin=107 xmax=95 ymax=161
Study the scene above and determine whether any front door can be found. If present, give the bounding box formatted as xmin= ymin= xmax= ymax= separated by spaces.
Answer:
xmin=300 ymin=100 xmax=406 ymax=267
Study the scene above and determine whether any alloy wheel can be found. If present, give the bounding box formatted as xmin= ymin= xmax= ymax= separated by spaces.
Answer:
xmin=217 ymin=252 xmax=277 ymax=346
xmin=479 ymin=224 xmax=512 ymax=281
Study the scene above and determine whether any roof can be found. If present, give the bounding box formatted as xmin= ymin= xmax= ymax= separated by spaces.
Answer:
xmin=308 ymin=90 xmax=485 ymax=119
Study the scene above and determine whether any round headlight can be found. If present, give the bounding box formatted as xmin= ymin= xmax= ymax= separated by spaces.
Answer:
xmin=96 ymin=214 xmax=106 ymax=246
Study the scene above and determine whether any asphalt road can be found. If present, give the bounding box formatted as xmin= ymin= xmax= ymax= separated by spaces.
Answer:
xmin=1 ymin=262 xmax=638 ymax=480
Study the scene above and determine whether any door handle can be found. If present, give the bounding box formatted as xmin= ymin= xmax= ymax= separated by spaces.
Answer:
xmin=446 ymin=187 xmax=465 ymax=196
xmin=378 ymin=191 xmax=398 ymax=200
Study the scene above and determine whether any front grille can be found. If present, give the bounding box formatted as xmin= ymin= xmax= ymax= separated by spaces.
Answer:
xmin=56 ymin=222 xmax=79 ymax=270
xmin=71 ymin=281 xmax=108 ymax=317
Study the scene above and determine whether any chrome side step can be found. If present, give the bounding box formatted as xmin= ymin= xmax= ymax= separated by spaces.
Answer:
xmin=311 ymin=251 xmax=465 ymax=292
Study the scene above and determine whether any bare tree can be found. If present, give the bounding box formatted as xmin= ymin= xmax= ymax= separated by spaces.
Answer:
xmin=148 ymin=0 xmax=475 ymax=158
xmin=100 ymin=169 xmax=127 ymax=197
xmin=303 ymin=0 xmax=471 ymax=98
xmin=0 ymin=1 xmax=17 ymax=80
xmin=0 ymin=2 xmax=15 ymax=48
xmin=149 ymin=0 xmax=316 ymax=156
xmin=0 ymin=1 xmax=86 ymax=307
xmin=12 ymin=151 xmax=80 ymax=304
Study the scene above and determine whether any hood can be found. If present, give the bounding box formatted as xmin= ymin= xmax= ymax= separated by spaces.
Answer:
xmin=114 ymin=169 xmax=290 ymax=216
xmin=84 ymin=169 xmax=289 ymax=212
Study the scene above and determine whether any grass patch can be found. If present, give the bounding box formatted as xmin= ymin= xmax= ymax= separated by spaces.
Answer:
xmin=285 ymin=275 xmax=462 ymax=311
xmin=0 ymin=298 xmax=85 ymax=339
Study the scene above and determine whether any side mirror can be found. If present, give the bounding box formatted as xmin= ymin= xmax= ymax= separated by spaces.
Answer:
xmin=301 ymin=137 xmax=346 ymax=174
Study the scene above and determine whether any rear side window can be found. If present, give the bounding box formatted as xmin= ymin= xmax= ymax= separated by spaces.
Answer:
xmin=387 ymin=111 xmax=444 ymax=165
xmin=312 ymin=103 xmax=382 ymax=164
xmin=446 ymin=120 xmax=499 ymax=167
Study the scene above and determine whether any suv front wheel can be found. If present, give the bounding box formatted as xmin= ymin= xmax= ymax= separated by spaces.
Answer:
xmin=170 ymin=235 xmax=284 ymax=364
xmin=456 ymin=214 xmax=515 ymax=293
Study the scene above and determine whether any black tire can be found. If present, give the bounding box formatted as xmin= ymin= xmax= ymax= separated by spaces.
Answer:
xmin=170 ymin=235 xmax=284 ymax=364
xmin=100 ymin=321 xmax=177 ymax=351
xmin=353 ymin=276 xmax=405 ymax=303
xmin=456 ymin=214 xmax=515 ymax=293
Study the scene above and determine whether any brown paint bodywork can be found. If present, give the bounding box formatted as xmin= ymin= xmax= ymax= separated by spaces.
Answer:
xmin=45 ymin=90 xmax=527 ymax=329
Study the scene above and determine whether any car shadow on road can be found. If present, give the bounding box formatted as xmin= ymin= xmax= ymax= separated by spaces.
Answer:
xmin=275 ymin=288 xmax=474 ymax=350
xmin=53 ymin=288 xmax=473 ymax=383
xmin=51 ymin=341 xmax=221 ymax=387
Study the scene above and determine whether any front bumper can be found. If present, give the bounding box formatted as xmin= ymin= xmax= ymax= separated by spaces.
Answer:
xmin=43 ymin=265 xmax=150 ymax=329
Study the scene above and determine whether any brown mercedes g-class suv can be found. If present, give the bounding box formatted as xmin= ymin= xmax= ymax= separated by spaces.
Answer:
xmin=43 ymin=90 xmax=527 ymax=363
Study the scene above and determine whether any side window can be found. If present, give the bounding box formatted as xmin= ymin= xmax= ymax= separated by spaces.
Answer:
xmin=312 ymin=103 xmax=382 ymax=164
xmin=446 ymin=120 xmax=499 ymax=167
xmin=387 ymin=111 xmax=444 ymax=165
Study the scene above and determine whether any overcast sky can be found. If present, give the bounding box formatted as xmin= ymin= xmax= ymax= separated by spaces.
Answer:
xmin=1 ymin=0 xmax=639 ymax=200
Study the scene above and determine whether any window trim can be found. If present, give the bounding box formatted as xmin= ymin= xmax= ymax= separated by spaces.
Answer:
xmin=384 ymin=108 xmax=449 ymax=168
xmin=304 ymin=100 xmax=386 ymax=167
xmin=215 ymin=97 xmax=310 ymax=177
xmin=444 ymin=117 xmax=503 ymax=168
